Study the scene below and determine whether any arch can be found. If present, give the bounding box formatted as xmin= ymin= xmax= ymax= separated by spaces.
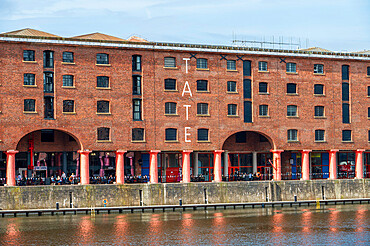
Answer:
xmin=222 ymin=130 xmax=275 ymax=151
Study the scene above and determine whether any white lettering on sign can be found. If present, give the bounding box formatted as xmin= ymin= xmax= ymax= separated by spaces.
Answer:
xmin=185 ymin=127 xmax=191 ymax=142
xmin=182 ymin=81 xmax=192 ymax=97
xmin=183 ymin=58 xmax=190 ymax=74
xmin=183 ymin=105 xmax=191 ymax=120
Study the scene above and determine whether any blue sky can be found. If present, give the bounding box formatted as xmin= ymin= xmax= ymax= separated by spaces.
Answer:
xmin=0 ymin=0 xmax=369 ymax=52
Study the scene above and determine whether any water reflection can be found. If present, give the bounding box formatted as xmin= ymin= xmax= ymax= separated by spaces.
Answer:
xmin=77 ymin=216 xmax=95 ymax=245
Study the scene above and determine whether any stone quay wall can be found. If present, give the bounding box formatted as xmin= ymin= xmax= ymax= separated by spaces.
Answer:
xmin=0 ymin=179 xmax=369 ymax=210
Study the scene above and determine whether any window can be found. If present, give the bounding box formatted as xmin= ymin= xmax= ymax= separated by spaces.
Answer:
xmin=368 ymin=86 xmax=370 ymax=97
xmin=133 ymin=99 xmax=142 ymax=120
xmin=63 ymin=75 xmax=74 ymax=87
xmin=228 ymin=104 xmax=237 ymax=116
xmin=97 ymin=76 xmax=109 ymax=88
xmin=197 ymin=103 xmax=209 ymax=115
xmin=367 ymin=66 xmax=370 ymax=76
xmin=163 ymin=78 xmax=176 ymax=91
xmin=41 ymin=130 xmax=54 ymax=142
xmin=342 ymin=130 xmax=352 ymax=142
xmin=243 ymin=60 xmax=251 ymax=76
xmin=314 ymin=84 xmax=324 ymax=95
xmin=259 ymin=105 xmax=268 ymax=116
xmin=165 ymin=102 xmax=177 ymax=115
xmin=96 ymin=53 xmax=109 ymax=65
xmin=244 ymin=101 xmax=252 ymax=123
xmin=165 ymin=128 xmax=177 ymax=141
xmin=43 ymin=51 xmax=54 ymax=68
xmin=62 ymin=52 xmax=74 ymax=63
xmin=227 ymin=81 xmax=237 ymax=92
xmin=164 ymin=57 xmax=176 ymax=68
xmin=43 ymin=72 xmax=54 ymax=93
xmin=23 ymin=50 xmax=35 ymax=61
xmin=133 ymin=75 xmax=141 ymax=95
xmin=314 ymin=64 xmax=324 ymax=74
xmin=97 ymin=127 xmax=110 ymax=141
xmin=315 ymin=130 xmax=325 ymax=142
xmin=342 ymin=103 xmax=350 ymax=123
xmin=44 ymin=96 xmax=54 ymax=119
xmin=286 ymin=63 xmax=296 ymax=73
xmin=132 ymin=128 xmax=144 ymax=141
xmin=315 ymin=106 xmax=325 ymax=117
xmin=132 ymin=55 xmax=142 ymax=71
xmin=24 ymin=73 xmax=35 ymax=86
xmin=197 ymin=58 xmax=208 ymax=69
xmin=287 ymin=105 xmax=297 ymax=117
xmin=198 ymin=129 xmax=209 ymax=141
xmin=287 ymin=129 xmax=298 ymax=141
xmin=227 ymin=60 xmax=236 ymax=70
xmin=258 ymin=61 xmax=268 ymax=71
xmin=368 ymin=107 xmax=370 ymax=118
xmin=97 ymin=100 xmax=110 ymax=113
xmin=287 ymin=83 xmax=297 ymax=94
xmin=197 ymin=80 xmax=208 ymax=91
xmin=243 ymin=79 xmax=251 ymax=99
xmin=63 ymin=100 xmax=74 ymax=113
xmin=259 ymin=82 xmax=268 ymax=93
xmin=342 ymin=83 xmax=349 ymax=101
xmin=24 ymin=99 xmax=35 ymax=112
xmin=342 ymin=65 xmax=349 ymax=80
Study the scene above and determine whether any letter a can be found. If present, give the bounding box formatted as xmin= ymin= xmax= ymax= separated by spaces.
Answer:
xmin=182 ymin=81 xmax=192 ymax=97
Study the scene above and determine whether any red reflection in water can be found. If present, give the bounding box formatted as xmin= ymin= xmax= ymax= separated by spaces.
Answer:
xmin=211 ymin=212 xmax=227 ymax=243
xmin=328 ymin=210 xmax=339 ymax=232
xmin=272 ymin=213 xmax=284 ymax=232
xmin=355 ymin=209 xmax=366 ymax=232
xmin=180 ymin=213 xmax=195 ymax=245
xmin=147 ymin=214 xmax=163 ymax=246
xmin=77 ymin=216 xmax=95 ymax=245
xmin=3 ymin=222 xmax=20 ymax=244
xmin=113 ymin=215 xmax=129 ymax=241
xmin=301 ymin=211 xmax=313 ymax=233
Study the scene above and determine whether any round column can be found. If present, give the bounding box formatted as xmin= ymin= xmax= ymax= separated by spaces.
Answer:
xmin=270 ymin=150 xmax=283 ymax=181
xmin=116 ymin=150 xmax=127 ymax=184
xmin=355 ymin=149 xmax=365 ymax=179
xmin=182 ymin=150 xmax=193 ymax=183
xmin=301 ymin=150 xmax=311 ymax=180
xmin=78 ymin=150 xmax=92 ymax=185
xmin=6 ymin=150 xmax=19 ymax=186
xmin=149 ymin=150 xmax=161 ymax=184
xmin=213 ymin=150 xmax=224 ymax=182
xmin=329 ymin=149 xmax=338 ymax=179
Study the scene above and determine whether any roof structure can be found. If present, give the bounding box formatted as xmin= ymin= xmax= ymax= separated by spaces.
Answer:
xmin=353 ymin=50 xmax=370 ymax=54
xmin=127 ymin=36 xmax=148 ymax=42
xmin=72 ymin=32 xmax=125 ymax=41
xmin=300 ymin=47 xmax=332 ymax=52
xmin=0 ymin=28 xmax=60 ymax=38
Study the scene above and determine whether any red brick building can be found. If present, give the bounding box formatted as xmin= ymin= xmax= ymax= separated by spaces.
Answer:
xmin=0 ymin=28 xmax=369 ymax=185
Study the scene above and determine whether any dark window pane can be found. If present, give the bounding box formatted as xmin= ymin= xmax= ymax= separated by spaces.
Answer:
xmin=198 ymin=129 xmax=209 ymax=141
xmin=43 ymin=51 xmax=54 ymax=68
xmin=23 ymin=50 xmax=35 ymax=61
xmin=259 ymin=105 xmax=268 ymax=116
xmin=164 ymin=57 xmax=176 ymax=67
xmin=132 ymin=128 xmax=144 ymax=141
xmin=165 ymin=128 xmax=177 ymax=141
xmin=314 ymin=84 xmax=324 ymax=95
xmin=227 ymin=81 xmax=236 ymax=92
xmin=243 ymin=60 xmax=251 ymax=76
xmin=259 ymin=82 xmax=268 ymax=93
xmin=197 ymin=103 xmax=208 ymax=115
xmin=287 ymin=129 xmax=297 ymax=141
xmin=244 ymin=101 xmax=252 ymax=123
xmin=133 ymin=75 xmax=141 ymax=95
xmin=41 ymin=130 xmax=54 ymax=142
xmin=63 ymin=100 xmax=74 ymax=113
xmin=342 ymin=83 xmax=349 ymax=101
xmin=44 ymin=96 xmax=54 ymax=119
xmin=97 ymin=127 xmax=110 ymax=141
xmin=315 ymin=130 xmax=325 ymax=141
xmin=97 ymin=76 xmax=109 ymax=88
xmin=24 ymin=99 xmax=35 ymax=112
xmin=132 ymin=55 xmax=142 ymax=71
xmin=315 ymin=106 xmax=324 ymax=117
xmin=97 ymin=53 xmax=109 ymax=64
xmin=286 ymin=63 xmax=296 ymax=73
xmin=43 ymin=72 xmax=54 ymax=93
xmin=24 ymin=73 xmax=35 ymax=86
xmin=133 ymin=99 xmax=142 ymax=120
xmin=287 ymin=83 xmax=297 ymax=94
xmin=342 ymin=65 xmax=349 ymax=80
xmin=342 ymin=130 xmax=351 ymax=141
xmin=258 ymin=61 xmax=268 ymax=71
xmin=287 ymin=105 xmax=297 ymax=116
xmin=227 ymin=60 xmax=236 ymax=70
xmin=165 ymin=102 xmax=177 ymax=114
xmin=368 ymin=86 xmax=370 ymax=97
xmin=63 ymin=75 xmax=74 ymax=87
xmin=164 ymin=79 xmax=176 ymax=90
xmin=368 ymin=107 xmax=370 ymax=118
xmin=63 ymin=52 xmax=74 ymax=63
xmin=314 ymin=64 xmax=324 ymax=74
xmin=228 ymin=104 xmax=237 ymax=115
xmin=197 ymin=80 xmax=208 ymax=91
xmin=97 ymin=101 xmax=109 ymax=113
xmin=243 ymin=79 xmax=251 ymax=99
xmin=197 ymin=58 xmax=208 ymax=69
xmin=367 ymin=67 xmax=370 ymax=76
xmin=342 ymin=103 xmax=350 ymax=123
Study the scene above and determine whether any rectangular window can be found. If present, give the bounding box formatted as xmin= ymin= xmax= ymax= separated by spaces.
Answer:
xmin=342 ymin=65 xmax=349 ymax=80
xmin=287 ymin=129 xmax=298 ymax=141
xmin=198 ymin=129 xmax=209 ymax=141
xmin=97 ymin=76 xmax=109 ymax=88
xmin=164 ymin=57 xmax=176 ymax=68
xmin=132 ymin=55 xmax=142 ymax=71
xmin=133 ymin=99 xmax=142 ymax=120
xmin=314 ymin=64 xmax=324 ymax=74
xmin=24 ymin=99 xmax=35 ymax=112
xmin=342 ymin=130 xmax=351 ymax=142
xmin=197 ymin=80 xmax=208 ymax=91
xmin=368 ymin=86 xmax=370 ymax=97
xmin=287 ymin=83 xmax=297 ymax=94
xmin=367 ymin=66 xmax=370 ymax=76
xmin=243 ymin=60 xmax=251 ymax=76
xmin=164 ymin=78 xmax=176 ymax=90
xmin=259 ymin=82 xmax=268 ymax=93
xmin=133 ymin=75 xmax=141 ymax=95
xmin=342 ymin=83 xmax=349 ymax=101
xmin=165 ymin=102 xmax=177 ymax=115
xmin=243 ymin=79 xmax=251 ymax=99
xmin=44 ymin=96 xmax=54 ymax=119
xmin=228 ymin=104 xmax=237 ymax=116
xmin=227 ymin=81 xmax=237 ymax=92
xmin=259 ymin=105 xmax=268 ymax=116
xmin=342 ymin=103 xmax=350 ymax=124
xmin=258 ymin=61 xmax=268 ymax=71
xmin=286 ymin=63 xmax=296 ymax=73
xmin=63 ymin=75 xmax=74 ymax=87
xmin=315 ymin=130 xmax=325 ymax=142
xmin=24 ymin=73 xmax=35 ymax=86
xmin=62 ymin=52 xmax=74 ymax=63
xmin=97 ymin=127 xmax=110 ymax=141
xmin=63 ymin=100 xmax=74 ymax=113
xmin=244 ymin=101 xmax=252 ymax=123
xmin=227 ymin=60 xmax=236 ymax=70
xmin=23 ymin=50 xmax=35 ymax=61
xmin=287 ymin=105 xmax=297 ymax=117
xmin=314 ymin=84 xmax=324 ymax=95
xmin=43 ymin=51 xmax=54 ymax=68
xmin=97 ymin=100 xmax=110 ymax=113
xmin=97 ymin=53 xmax=109 ymax=65
xmin=41 ymin=129 xmax=54 ymax=142
xmin=165 ymin=128 xmax=177 ymax=141
xmin=197 ymin=58 xmax=208 ymax=69
xmin=132 ymin=128 xmax=144 ymax=141
xmin=315 ymin=106 xmax=325 ymax=117
xmin=43 ymin=72 xmax=54 ymax=93
xmin=197 ymin=103 xmax=209 ymax=115
xmin=368 ymin=107 xmax=370 ymax=118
